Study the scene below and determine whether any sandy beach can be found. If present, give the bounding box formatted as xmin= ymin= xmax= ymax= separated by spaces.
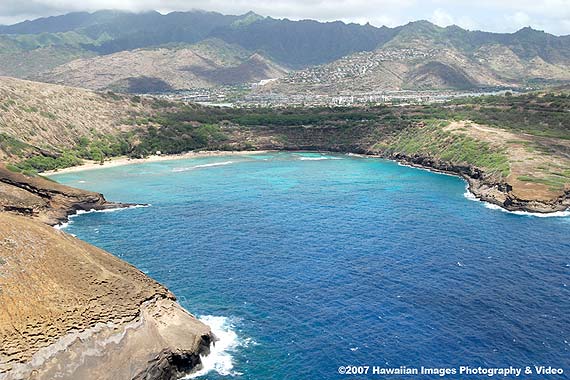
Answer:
xmin=44 ymin=150 xmax=272 ymax=175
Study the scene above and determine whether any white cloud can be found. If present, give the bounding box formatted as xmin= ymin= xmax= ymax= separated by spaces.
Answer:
xmin=507 ymin=11 xmax=532 ymax=28
xmin=431 ymin=9 xmax=455 ymax=27
xmin=427 ymin=8 xmax=482 ymax=32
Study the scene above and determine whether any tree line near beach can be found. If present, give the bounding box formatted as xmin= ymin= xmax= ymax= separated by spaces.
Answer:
xmin=8 ymin=90 xmax=569 ymax=174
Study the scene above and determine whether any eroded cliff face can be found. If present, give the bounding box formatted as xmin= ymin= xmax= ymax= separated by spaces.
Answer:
xmin=0 ymin=213 xmax=213 ymax=380
xmin=0 ymin=169 xmax=214 ymax=379
xmin=385 ymin=152 xmax=570 ymax=213
xmin=0 ymin=165 xmax=132 ymax=226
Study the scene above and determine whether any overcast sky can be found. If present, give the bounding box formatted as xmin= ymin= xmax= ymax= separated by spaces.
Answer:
xmin=0 ymin=0 xmax=568 ymax=35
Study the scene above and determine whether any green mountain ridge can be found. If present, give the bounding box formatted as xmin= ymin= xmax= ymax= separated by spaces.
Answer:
xmin=273 ymin=20 xmax=570 ymax=93
xmin=0 ymin=10 xmax=568 ymax=92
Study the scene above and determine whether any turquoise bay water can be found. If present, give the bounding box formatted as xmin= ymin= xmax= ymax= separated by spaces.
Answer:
xmin=51 ymin=152 xmax=570 ymax=379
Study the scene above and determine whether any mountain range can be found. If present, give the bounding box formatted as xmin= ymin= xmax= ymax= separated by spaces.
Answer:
xmin=1 ymin=10 xmax=569 ymax=93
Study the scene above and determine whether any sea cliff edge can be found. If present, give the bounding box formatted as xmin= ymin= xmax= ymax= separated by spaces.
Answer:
xmin=0 ymin=165 xmax=214 ymax=380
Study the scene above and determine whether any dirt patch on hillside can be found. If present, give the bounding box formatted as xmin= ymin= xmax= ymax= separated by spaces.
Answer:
xmin=445 ymin=121 xmax=570 ymax=202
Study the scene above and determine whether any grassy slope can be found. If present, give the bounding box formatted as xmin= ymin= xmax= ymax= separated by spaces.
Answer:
xmin=0 ymin=32 xmax=105 ymax=77
xmin=443 ymin=93 xmax=570 ymax=139
xmin=375 ymin=121 xmax=511 ymax=179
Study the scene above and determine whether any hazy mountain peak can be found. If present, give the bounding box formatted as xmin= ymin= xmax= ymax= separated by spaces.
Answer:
xmin=232 ymin=11 xmax=265 ymax=27
xmin=405 ymin=20 xmax=440 ymax=30
xmin=515 ymin=26 xmax=546 ymax=35
xmin=388 ymin=19 xmax=446 ymax=46
xmin=445 ymin=24 xmax=465 ymax=32
xmin=243 ymin=11 xmax=263 ymax=18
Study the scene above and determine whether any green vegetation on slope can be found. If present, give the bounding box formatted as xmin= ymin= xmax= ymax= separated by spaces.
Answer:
xmin=11 ymin=123 xmax=230 ymax=173
xmin=5 ymin=91 xmax=569 ymax=177
xmin=153 ymin=105 xmax=386 ymax=126
xmin=517 ymin=171 xmax=570 ymax=191
xmin=13 ymin=134 xmax=131 ymax=173
xmin=15 ymin=152 xmax=82 ymax=173
xmin=444 ymin=93 xmax=570 ymax=139
xmin=375 ymin=121 xmax=510 ymax=178
xmin=0 ymin=133 xmax=33 ymax=157
xmin=130 ymin=124 xmax=228 ymax=157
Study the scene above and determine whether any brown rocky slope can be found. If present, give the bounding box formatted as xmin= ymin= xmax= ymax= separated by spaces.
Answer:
xmin=37 ymin=43 xmax=288 ymax=92
xmin=0 ymin=76 xmax=154 ymax=161
xmin=0 ymin=167 xmax=214 ymax=380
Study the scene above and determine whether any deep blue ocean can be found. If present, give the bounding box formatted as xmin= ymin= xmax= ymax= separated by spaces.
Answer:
xmin=50 ymin=152 xmax=570 ymax=380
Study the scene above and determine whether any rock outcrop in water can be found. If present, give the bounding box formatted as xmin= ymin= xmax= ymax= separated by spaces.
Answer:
xmin=0 ymin=165 xmax=134 ymax=226
xmin=0 ymin=167 xmax=214 ymax=379
xmin=385 ymin=153 xmax=570 ymax=214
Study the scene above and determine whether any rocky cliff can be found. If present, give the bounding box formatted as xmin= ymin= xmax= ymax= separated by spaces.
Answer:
xmin=0 ymin=167 xmax=214 ymax=379
xmin=385 ymin=152 xmax=570 ymax=214
xmin=0 ymin=165 xmax=129 ymax=226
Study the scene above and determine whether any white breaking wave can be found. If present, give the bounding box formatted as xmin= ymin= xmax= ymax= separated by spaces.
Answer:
xmin=54 ymin=204 xmax=150 ymax=230
xmin=396 ymin=161 xmax=457 ymax=177
xmin=482 ymin=202 xmax=570 ymax=218
xmin=194 ymin=161 xmax=235 ymax=168
xmin=185 ymin=315 xmax=244 ymax=379
xmin=55 ymin=222 xmax=70 ymax=230
xmin=173 ymin=161 xmax=234 ymax=172
xmin=345 ymin=153 xmax=367 ymax=158
xmin=90 ymin=204 xmax=150 ymax=213
xmin=298 ymin=156 xmax=343 ymax=161
xmin=463 ymin=188 xmax=478 ymax=201
xmin=353 ymin=156 xmax=568 ymax=218
xmin=463 ymin=185 xmax=570 ymax=218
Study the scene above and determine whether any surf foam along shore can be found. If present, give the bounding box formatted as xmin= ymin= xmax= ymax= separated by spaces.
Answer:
xmin=185 ymin=315 xmax=247 ymax=379
xmin=395 ymin=160 xmax=570 ymax=218
xmin=399 ymin=160 xmax=570 ymax=218
xmin=464 ymin=186 xmax=570 ymax=217
xmin=0 ymin=163 xmax=135 ymax=226
xmin=172 ymin=160 xmax=236 ymax=172
xmin=54 ymin=204 xmax=151 ymax=230
xmin=380 ymin=152 xmax=570 ymax=216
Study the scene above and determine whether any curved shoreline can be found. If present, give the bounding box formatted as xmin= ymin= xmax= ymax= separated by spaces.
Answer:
xmin=44 ymin=150 xmax=273 ymax=175
xmin=4 ymin=149 xmax=566 ymax=377
xmin=345 ymin=151 xmax=570 ymax=217
xmin=381 ymin=152 xmax=570 ymax=216
xmin=45 ymin=149 xmax=570 ymax=216
xmin=48 ymin=149 xmax=570 ymax=380
xmin=392 ymin=157 xmax=570 ymax=217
